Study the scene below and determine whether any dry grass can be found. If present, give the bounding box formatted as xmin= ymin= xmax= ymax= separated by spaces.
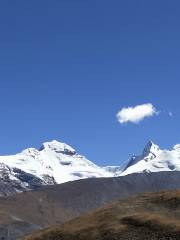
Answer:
xmin=21 ymin=190 xmax=180 ymax=240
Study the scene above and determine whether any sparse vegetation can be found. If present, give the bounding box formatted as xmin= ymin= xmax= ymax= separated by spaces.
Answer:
xmin=21 ymin=190 xmax=180 ymax=240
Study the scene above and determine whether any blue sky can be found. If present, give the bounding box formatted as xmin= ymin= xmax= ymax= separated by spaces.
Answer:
xmin=0 ymin=0 xmax=179 ymax=166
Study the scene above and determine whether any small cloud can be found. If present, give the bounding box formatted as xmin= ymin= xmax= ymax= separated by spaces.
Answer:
xmin=117 ymin=103 xmax=158 ymax=124
xmin=168 ymin=111 xmax=173 ymax=117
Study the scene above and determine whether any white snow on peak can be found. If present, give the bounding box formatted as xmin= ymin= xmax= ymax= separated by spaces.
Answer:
xmin=39 ymin=140 xmax=76 ymax=155
xmin=0 ymin=139 xmax=180 ymax=191
xmin=0 ymin=140 xmax=113 ymax=185
xmin=173 ymin=144 xmax=180 ymax=151
xmin=120 ymin=141 xmax=180 ymax=176
xmin=21 ymin=148 xmax=40 ymax=157
xmin=142 ymin=141 xmax=160 ymax=157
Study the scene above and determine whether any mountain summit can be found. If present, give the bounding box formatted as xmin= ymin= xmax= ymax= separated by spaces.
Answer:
xmin=121 ymin=140 xmax=180 ymax=175
xmin=142 ymin=140 xmax=160 ymax=157
xmin=0 ymin=140 xmax=114 ymax=196
xmin=0 ymin=139 xmax=179 ymax=196
xmin=39 ymin=140 xmax=76 ymax=155
xmin=121 ymin=140 xmax=160 ymax=172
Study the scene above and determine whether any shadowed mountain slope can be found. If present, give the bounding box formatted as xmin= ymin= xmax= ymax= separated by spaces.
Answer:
xmin=22 ymin=190 xmax=180 ymax=240
xmin=1 ymin=171 xmax=180 ymax=239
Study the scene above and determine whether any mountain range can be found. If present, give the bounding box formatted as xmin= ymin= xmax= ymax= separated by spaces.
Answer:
xmin=0 ymin=139 xmax=180 ymax=196
xmin=0 ymin=139 xmax=179 ymax=239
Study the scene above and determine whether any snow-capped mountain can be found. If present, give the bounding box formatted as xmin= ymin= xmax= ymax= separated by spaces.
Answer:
xmin=121 ymin=141 xmax=180 ymax=175
xmin=0 ymin=139 xmax=180 ymax=196
xmin=0 ymin=140 xmax=113 ymax=195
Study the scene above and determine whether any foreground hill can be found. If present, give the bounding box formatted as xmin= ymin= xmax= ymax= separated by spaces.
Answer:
xmin=1 ymin=171 xmax=180 ymax=239
xmin=22 ymin=190 xmax=180 ymax=240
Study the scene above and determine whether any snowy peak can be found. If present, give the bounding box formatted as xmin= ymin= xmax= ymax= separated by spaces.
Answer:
xmin=120 ymin=141 xmax=180 ymax=176
xmin=142 ymin=141 xmax=160 ymax=157
xmin=0 ymin=139 xmax=114 ymax=196
xmin=122 ymin=141 xmax=161 ymax=172
xmin=0 ymin=138 xmax=180 ymax=197
xmin=39 ymin=140 xmax=76 ymax=155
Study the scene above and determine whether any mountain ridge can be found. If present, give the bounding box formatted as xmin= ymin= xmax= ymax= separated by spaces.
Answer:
xmin=0 ymin=139 xmax=179 ymax=196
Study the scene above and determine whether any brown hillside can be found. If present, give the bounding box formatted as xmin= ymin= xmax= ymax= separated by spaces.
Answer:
xmin=22 ymin=190 xmax=180 ymax=240
xmin=1 ymin=171 xmax=180 ymax=239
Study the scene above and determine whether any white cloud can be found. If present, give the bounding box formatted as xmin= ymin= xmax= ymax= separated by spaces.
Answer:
xmin=168 ymin=111 xmax=173 ymax=117
xmin=117 ymin=103 xmax=158 ymax=124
